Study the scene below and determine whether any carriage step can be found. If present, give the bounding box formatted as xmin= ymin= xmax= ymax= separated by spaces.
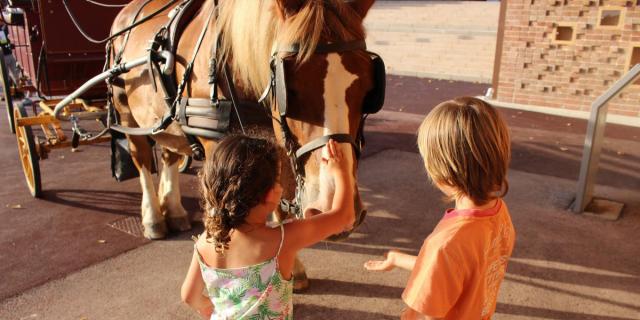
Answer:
xmin=108 ymin=216 xmax=145 ymax=238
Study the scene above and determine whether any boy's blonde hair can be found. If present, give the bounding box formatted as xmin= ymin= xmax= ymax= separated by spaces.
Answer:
xmin=417 ymin=97 xmax=511 ymax=206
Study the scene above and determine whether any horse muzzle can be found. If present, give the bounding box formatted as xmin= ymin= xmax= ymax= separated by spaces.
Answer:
xmin=326 ymin=192 xmax=367 ymax=242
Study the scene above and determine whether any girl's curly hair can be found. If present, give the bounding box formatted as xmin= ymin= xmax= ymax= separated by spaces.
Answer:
xmin=199 ymin=135 xmax=280 ymax=253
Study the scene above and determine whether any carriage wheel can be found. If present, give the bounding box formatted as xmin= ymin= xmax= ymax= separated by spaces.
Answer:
xmin=14 ymin=104 xmax=42 ymax=197
xmin=0 ymin=50 xmax=16 ymax=134
xmin=178 ymin=154 xmax=192 ymax=173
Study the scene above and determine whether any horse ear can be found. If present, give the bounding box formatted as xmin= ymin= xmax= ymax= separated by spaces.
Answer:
xmin=274 ymin=0 xmax=305 ymax=17
xmin=348 ymin=0 xmax=375 ymax=19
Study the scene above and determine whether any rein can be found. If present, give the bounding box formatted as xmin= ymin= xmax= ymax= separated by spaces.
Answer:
xmin=62 ymin=0 xmax=178 ymax=44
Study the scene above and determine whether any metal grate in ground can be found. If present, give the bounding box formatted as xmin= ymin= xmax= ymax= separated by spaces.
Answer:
xmin=108 ymin=216 xmax=144 ymax=238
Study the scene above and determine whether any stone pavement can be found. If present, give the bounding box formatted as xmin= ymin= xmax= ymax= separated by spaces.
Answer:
xmin=365 ymin=1 xmax=499 ymax=83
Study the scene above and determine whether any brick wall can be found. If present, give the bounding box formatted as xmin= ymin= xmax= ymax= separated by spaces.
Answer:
xmin=495 ymin=0 xmax=640 ymax=118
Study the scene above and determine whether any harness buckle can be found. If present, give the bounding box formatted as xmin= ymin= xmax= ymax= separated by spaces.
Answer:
xmin=151 ymin=126 xmax=165 ymax=135
xmin=280 ymin=199 xmax=301 ymax=217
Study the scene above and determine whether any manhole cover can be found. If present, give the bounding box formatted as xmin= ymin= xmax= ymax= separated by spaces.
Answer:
xmin=109 ymin=216 xmax=144 ymax=237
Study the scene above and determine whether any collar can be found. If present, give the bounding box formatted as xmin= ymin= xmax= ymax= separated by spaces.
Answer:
xmin=443 ymin=199 xmax=502 ymax=220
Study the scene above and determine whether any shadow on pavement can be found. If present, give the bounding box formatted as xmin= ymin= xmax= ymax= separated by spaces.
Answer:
xmin=304 ymin=278 xmax=404 ymax=299
xmin=295 ymin=304 xmax=396 ymax=320
xmin=41 ymin=189 xmax=201 ymax=218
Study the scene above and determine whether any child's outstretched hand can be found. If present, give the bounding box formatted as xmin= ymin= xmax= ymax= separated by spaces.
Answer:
xmin=364 ymin=250 xmax=397 ymax=272
xmin=322 ymin=139 xmax=347 ymax=178
xmin=365 ymin=250 xmax=417 ymax=272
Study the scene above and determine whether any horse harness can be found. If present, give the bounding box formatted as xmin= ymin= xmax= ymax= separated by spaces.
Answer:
xmin=262 ymin=41 xmax=385 ymax=215
xmin=105 ymin=0 xmax=386 ymax=217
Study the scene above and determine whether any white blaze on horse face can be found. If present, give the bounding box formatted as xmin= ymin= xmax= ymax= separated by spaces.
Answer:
xmin=305 ymin=53 xmax=357 ymax=211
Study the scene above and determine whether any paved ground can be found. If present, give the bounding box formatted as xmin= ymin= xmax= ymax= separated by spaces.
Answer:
xmin=365 ymin=1 xmax=499 ymax=82
xmin=1 ymin=73 xmax=640 ymax=319
xmin=2 ymin=2 xmax=639 ymax=319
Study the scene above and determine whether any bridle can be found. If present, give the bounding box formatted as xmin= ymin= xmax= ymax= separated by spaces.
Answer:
xmin=256 ymin=40 xmax=370 ymax=217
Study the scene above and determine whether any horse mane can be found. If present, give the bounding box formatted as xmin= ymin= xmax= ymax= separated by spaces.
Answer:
xmin=217 ymin=0 xmax=366 ymax=98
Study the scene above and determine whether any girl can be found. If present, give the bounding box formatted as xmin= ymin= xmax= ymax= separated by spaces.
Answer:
xmin=181 ymin=135 xmax=354 ymax=319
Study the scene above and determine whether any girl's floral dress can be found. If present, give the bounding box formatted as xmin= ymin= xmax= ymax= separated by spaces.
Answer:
xmin=195 ymin=225 xmax=293 ymax=320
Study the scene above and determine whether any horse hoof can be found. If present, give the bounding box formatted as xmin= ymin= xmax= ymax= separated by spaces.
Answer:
xmin=143 ymin=222 xmax=168 ymax=240
xmin=293 ymin=274 xmax=310 ymax=293
xmin=167 ymin=216 xmax=191 ymax=232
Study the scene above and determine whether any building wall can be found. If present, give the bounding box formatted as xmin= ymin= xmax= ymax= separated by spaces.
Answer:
xmin=495 ymin=0 xmax=640 ymax=118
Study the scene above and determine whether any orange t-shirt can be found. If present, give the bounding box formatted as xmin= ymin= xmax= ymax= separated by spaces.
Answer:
xmin=402 ymin=199 xmax=515 ymax=320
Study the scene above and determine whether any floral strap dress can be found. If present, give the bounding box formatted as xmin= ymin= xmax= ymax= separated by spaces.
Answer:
xmin=195 ymin=224 xmax=293 ymax=320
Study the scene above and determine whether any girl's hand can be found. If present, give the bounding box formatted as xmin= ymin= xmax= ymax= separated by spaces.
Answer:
xmin=364 ymin=250 xmax=397 ymax=272
xmin=322 ymin=139 xmax=348 ymax=179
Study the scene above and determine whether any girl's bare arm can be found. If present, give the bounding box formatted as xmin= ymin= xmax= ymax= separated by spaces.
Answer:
xmin=181 ymin=250 xmax=214 ymax=318
xmin=282 ymin=140 xmax=356 ymax=252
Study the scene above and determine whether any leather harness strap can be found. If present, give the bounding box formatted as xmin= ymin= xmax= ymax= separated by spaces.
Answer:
xmin=271 ymin=40 xmax=368 ymax=162
xmin=265 ymin=40 xmax=372 ymax=217
xmin=295 ymin=133 xmax=360 ymax=161
xmin=108 ymin=0 xmax=216 ymax=137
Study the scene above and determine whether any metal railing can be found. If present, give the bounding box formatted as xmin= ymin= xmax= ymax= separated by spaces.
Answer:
xmin=572 ymin=63 xmax=640 ymax=213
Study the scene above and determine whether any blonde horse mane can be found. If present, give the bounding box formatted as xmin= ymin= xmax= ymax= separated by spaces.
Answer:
xmin=217 ymin=0 xmax=366 ymax=98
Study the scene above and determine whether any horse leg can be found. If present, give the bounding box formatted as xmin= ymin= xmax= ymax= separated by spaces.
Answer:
xmin=129 ymin=135 xmax=167 ymax=239
xmin=293 ymin=256 xmax=310 ymax=292
xmin=158 ymin=148 xmax=191 ymax=232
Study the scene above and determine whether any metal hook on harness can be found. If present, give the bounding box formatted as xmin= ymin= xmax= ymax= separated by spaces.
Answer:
xmin=70 ymin=115 xmax=92 ymax=149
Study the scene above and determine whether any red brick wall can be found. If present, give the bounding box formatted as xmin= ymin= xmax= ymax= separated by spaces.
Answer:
xmin=495 ymin=0 xmax=640 ymax=118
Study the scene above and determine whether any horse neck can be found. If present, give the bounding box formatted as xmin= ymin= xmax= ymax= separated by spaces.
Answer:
xmin=216 ymin=0 xmax=281 ymax=99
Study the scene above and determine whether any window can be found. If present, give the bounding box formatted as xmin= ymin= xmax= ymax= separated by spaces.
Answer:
xmin=598 ymin=7 xmax=625 ymax=29
xmin=553 ymin=24 xmax=576 ymax=44
xmin=627 ymin=45 xmax=640 ymax=85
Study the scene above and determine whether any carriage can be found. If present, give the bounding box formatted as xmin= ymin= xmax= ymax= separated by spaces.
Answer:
xmin=1 ymin=0 xmax=190 ymax=197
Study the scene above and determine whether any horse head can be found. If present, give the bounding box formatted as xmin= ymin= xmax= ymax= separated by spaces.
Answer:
xmin=219 ymin=0 xmax=379 ymax=237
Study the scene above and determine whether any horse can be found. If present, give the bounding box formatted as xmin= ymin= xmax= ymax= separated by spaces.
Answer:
xmin=109 ymin=0 xmax=379 ymax=288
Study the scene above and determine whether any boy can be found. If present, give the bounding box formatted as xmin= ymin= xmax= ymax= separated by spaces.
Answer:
xmin=365 ymin=97 xmax=515 ymax=320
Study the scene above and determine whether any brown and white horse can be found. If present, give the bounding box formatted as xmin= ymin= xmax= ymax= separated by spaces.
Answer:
xmin=110 ymin=0 xmax=376 ymax=282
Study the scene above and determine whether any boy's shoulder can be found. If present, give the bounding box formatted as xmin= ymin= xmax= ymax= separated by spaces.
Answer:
xmin=424 ymin=219 xmax=469 ymax=253
xmin=426 ymin=215 xmax=494 ymax=250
